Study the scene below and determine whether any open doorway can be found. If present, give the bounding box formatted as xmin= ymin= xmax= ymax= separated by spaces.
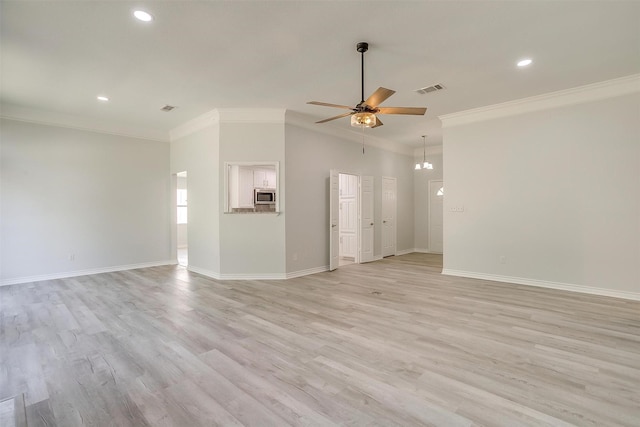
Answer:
xmin=176 ymin=171 xmax=188 ymax=266
xmin=330 ymin=171 xmax=373 ymax=271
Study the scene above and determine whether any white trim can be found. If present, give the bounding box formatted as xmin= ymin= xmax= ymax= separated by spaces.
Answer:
xmin=286 ymin=111 xmax=414 ymax=156
xmin=396 ymin=248 xmax=415 ymax=256
xmin=393 ymin=248 xmax=442 ymax=255
xmin=186 ymin=265 xmax=221 ymax=280
xmin=442 ymin=269 xmax=640 ymax=301
xmin=170 ymin=109 xmax=219 ymax=141
xmin=0 ymin=260 xmax=177 ymax=287
xmin=190 ymin=265 xmax=329 ymax=280
xmin=219 ymin=273 xmax=287 ymax=280
xmin=286 ymin=266 xmax=330 ymax=279
xmin=0 ymin=107 xmax=168 ymax=142
xmin=440 ymin=74 xmax=640 ymax=128
xmin=217 ymin=108 xmax=286 ymax=124
xmin=413 ymin=248 xmax=442 ymax=254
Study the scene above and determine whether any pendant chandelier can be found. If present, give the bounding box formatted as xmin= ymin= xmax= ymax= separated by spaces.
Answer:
xmin=415 ymin=135 xmax=433 ymax=170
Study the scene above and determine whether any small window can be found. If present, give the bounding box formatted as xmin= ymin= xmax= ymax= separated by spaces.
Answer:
xmin=177 ymin=189 xmax=187 ymax=224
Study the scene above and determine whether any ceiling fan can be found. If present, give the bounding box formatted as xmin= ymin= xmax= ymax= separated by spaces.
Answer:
xmin=307 ymin=42 xmax=427 ymax=128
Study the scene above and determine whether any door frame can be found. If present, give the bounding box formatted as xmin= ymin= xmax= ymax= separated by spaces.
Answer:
xmin=330 ymin=169 xmax=371 ymax=270
xmin=428 ymin=179 xmax=444 ymax=254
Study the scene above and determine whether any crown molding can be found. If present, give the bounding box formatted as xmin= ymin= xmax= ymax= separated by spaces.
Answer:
xmin=285 ymin=110 xmax=414 ymax=156
xmin=440 ymin=74 xmax=640 ymax=128
xmin=0 ymin=104 xmax=169 ymax=142
xmin=217 ymin=108 xmax=286 ymax=124
xmin=169 ymin=109 xmax=220 ymax=141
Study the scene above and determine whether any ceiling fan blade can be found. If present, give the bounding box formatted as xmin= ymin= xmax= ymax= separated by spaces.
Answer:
xmin=307 ymin=101 xmax=354 ymax=110
xmin=371 ymin=116 xmax=383 ymax=128
xmin=377 ymin=107 xmax=427 ymax=115
xmin=315 ymin=112 xmax=354 ymax=124
xmin=364 ymin=87 xmax=396 ymax=108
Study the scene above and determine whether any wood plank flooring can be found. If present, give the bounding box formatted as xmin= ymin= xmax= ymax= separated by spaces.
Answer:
xmin=1 ymin=253 xmax=639 ymax=426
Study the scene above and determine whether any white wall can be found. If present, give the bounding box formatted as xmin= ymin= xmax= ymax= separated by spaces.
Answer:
xmin=285 ymin=120 xmax=415 ymax=274
xmin=218 ymin=115 xmax=286 ymax=277
xmin=1 ymin=118 xmax=171 ymax=284
xmin=442 ymin=88 xmax=640 ymax=298
xmin=170 ymin=120 xmax=220 ymax=276
xmin=413 ymin=146 xmax=443 ymax=252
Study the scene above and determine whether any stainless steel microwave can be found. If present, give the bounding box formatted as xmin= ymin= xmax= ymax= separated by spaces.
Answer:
xmin=254 ymin=189 xmax=276 ymax=204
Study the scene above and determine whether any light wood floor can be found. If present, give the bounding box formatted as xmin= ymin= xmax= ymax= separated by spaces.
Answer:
xmin=1 ymin=253 xmax=639 ymax=426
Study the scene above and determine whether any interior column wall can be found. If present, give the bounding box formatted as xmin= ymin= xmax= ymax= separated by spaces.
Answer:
xmin=170 ymin=121 xmax=221 ymax=276
xmin=218 ymin=117 xmax=286 ymax=277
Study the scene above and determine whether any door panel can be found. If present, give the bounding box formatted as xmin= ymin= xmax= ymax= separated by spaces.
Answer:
xmin=382 ymin=177 xmax=397 ymax=257
xmin=360 ymin=176 xmax=374 ymax=263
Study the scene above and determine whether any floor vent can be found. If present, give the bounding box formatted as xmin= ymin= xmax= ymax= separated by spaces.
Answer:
xmin=415 ymin=84 xmax=445 ymax=95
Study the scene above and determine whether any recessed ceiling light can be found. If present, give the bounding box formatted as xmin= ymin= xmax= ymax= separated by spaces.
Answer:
xmin=133 ymin=10 xmax=153 ymax=22
xmin=517 ymin=58 xmax=533 ymax=67
xmin=97 ymin=95 xmax=109 ymax=102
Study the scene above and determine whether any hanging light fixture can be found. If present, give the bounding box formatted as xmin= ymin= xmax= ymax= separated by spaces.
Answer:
xmin=415 ymin=135 xmax=433 ymax=170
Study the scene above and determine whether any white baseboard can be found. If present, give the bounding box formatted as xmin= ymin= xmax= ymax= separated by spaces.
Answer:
xmin=186 ymin=265 xmax=221 ymax=280
xmin=442 ymin=269 xmax=640 ymax=301
xmin=188 ymin=265 xmax=292 ymax=281
xmin=397 ymin=248 xmax=443 ymax=255
xmin=0 ymin=260 xmax=178 ymax=287
xmin=219 ymin=273 xmax=287 ymax=280
xmin=286 ymin=265 xmax=329 ymax=279
xmin=396 ymin=249 xmax=414 ymax=256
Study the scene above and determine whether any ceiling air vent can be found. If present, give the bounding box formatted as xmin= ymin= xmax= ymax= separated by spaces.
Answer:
xmin=160 ymin=105 xmax=176 ymax=112
xmin=415 ymin=84 xmax=445 ymax=95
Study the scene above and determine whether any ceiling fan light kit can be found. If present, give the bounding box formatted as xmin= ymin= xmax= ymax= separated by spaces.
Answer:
xmin=307 ymin=41 xmax=427 ymax=129
xmin=351 ymin=112 xmax=376 ymax=127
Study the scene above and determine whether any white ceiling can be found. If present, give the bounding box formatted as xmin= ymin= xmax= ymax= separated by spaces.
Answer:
xmin=1 ymin=1 xmax=639 ymax=147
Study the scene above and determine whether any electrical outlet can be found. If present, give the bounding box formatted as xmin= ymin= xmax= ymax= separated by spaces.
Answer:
xmin=292 ymin=253 xmax=298 ymax=261
xmin=68 ymin=253 xmax=75 ymax=261
xmin=499 ymin=255 xmax=506 ymax=264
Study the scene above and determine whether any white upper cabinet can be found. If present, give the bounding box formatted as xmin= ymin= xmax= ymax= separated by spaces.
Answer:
xmin=253 ymin=168 xmax=276 ymax=188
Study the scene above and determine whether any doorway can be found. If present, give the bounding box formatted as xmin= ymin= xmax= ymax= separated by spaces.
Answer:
xmin=429 ymin=180 xmax=444 ymax=254
xmin=381 ymin=176 xmax=397 ymax=257
xmin=176 ymin=171 xmax=188 ymax=266
xmin=329 ymin=171 xmax=374 ymax=271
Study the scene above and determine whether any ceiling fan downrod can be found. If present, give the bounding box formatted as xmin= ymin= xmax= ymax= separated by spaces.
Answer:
xmin=356 ymin=42 xmax=368 ymax=105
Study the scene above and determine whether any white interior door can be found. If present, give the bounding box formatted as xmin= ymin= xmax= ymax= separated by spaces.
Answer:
xmin=339 ymin=174 xmax=358 ymax=261
xmin=429 ymin=180 xmax=444 ymax=253
xmin=382 ymin=176 xmax=397 ymax=257
xmin=360 ymin=175 xmax=374 ymax=263
xmin=329 ymin=169 xmax=339 ymax=271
